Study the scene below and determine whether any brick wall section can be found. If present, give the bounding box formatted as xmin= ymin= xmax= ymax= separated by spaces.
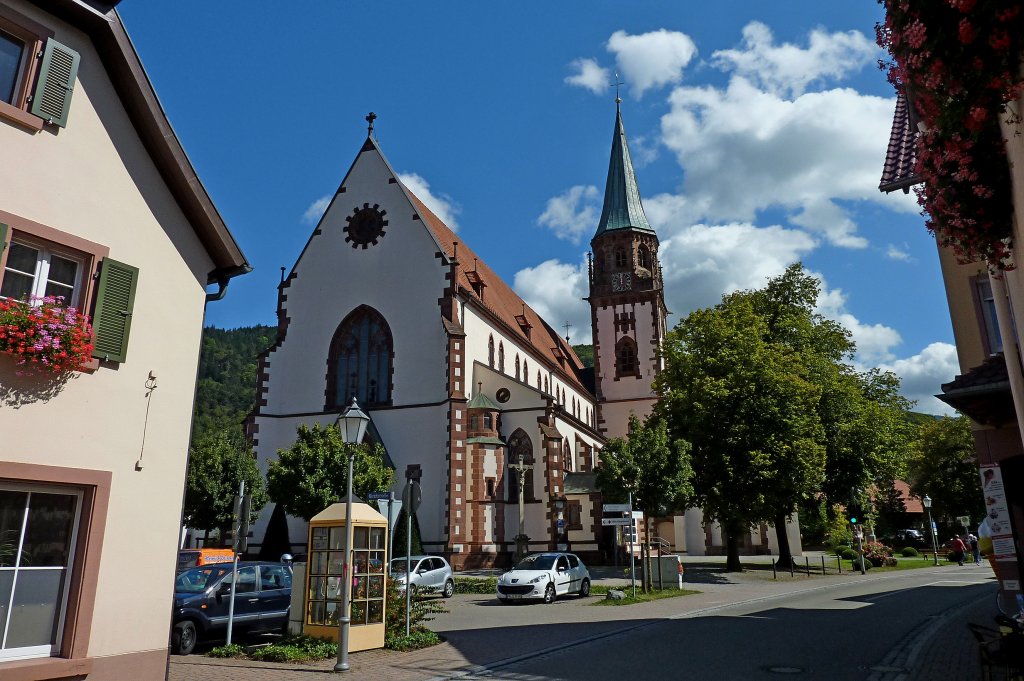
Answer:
xmin=469 ymin=444 xmax=485 ymax=544
xmin=538 ymin=413 xmax=563 ymax=550
xmin=439 ymin=249 xmax=467 ymax=555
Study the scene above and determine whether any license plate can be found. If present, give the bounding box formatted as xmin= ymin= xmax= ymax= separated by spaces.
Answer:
xmin=507 ymin=594 xmax=523 ymax=600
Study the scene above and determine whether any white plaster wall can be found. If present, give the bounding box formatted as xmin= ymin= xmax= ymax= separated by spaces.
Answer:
xmin=0 ymin=1 xmax=217 ymax=660
xmin=594 ymin=300 xmax=659 ymax=404
xmin=599 ymin=399 xmax=655 ymax=439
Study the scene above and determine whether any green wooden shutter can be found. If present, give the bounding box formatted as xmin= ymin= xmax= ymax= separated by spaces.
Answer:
xmin=92 ymin=258 xmax=139 ymax=363
xmin=30 ymin=39 xmax=80 ymax=128
xmin=0 ymin=223 xmax=7 ymax=256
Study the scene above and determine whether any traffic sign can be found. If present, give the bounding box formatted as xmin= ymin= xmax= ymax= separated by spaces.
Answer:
xmin=601 ymin=517 xmax=633 ymax=526
xmin=367 ymin=492 xmax=390 ymax=500
xmin=603 ymin=503 xmax=631 ymax=512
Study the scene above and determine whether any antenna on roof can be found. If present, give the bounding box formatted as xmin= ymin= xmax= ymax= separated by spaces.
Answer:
xmin=279 ymin=266 xmax=285 ymax=285
xmin=611 ymin=73 xmax=624 ymax=109
xmin=563 ymin=321 xmax=572 ymax=344
xmin=365 ymin=111 xmax=377 ymax=137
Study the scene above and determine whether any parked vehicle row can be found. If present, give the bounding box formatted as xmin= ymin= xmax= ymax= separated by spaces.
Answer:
xmin=497 ymin=552 xmax=591 ymax=603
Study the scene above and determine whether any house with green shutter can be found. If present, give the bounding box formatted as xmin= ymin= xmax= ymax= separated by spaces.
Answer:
xmin=0 ymin=1 xmax=248 ymax=679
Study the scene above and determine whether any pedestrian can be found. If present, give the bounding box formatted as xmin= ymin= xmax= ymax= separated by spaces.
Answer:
xmin=950 ymin=536 xmax=967 ymax=566
xmin=968 ymin=534 xmax=980 ymax=565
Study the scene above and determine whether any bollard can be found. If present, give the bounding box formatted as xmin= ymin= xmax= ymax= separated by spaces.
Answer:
xmin=821 ymin=555 xmax=826 ymax=576
xmin=805 ymin=556 xmax=810 ymax=576
xmin=789 ymin=558 xmax=795 ymax=577
xmin=772 ymin=558 xmax=777 ymax=580
xmin=837 ymin=555 xmax=842 ymax=574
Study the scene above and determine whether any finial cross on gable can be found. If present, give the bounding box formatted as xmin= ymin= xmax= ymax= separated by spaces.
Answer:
xmin=563 ymin=321 xmax=573 ymax=343
xmin=366 ymin=111 xmax=377 ymax=136
xmin=611 ymin=73 xmax=624 ymax=105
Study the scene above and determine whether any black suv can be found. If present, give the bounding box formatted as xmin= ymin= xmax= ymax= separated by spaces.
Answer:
xmin=172 ymin=561 xmax=292 ymax=654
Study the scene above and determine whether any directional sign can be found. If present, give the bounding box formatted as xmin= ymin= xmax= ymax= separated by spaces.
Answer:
xmin=603 ymin=503 xmax=631 ymax=513
xmin=367 ymin=492 xmax=390 ymax=501
xmin=601 ymin=517 xmax=634 ymax=526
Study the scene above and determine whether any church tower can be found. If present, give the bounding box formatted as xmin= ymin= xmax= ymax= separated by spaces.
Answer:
xmin=587 ymin=104 xmax=668 ymax=438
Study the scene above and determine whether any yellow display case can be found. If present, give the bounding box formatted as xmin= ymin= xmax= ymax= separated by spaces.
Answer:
xmin=305 ymin=502 xmax=388 ymax=651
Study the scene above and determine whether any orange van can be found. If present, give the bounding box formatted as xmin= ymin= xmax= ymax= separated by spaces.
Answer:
xmin=177 ymin=548 xmax=234 ymax=571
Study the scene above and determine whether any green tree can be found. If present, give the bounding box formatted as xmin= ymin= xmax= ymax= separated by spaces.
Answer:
xmin=655 ymin=293 xmax=825 ymax=571
xmin=183 ymin=431 xmax=268 ymax=539
xmin=266 ymin=423 xmax=395 ymax=521
xmin=908 ymin=415 xmax=984 ymax=524
xmin=596 ymin=415 xmax=693 ymax=591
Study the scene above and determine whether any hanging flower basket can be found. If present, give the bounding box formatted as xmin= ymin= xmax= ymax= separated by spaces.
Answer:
xmin=0 ymin=296 xmax=94 ymax=374
xmin=877 ymin=0 xmax=1024 ymax=268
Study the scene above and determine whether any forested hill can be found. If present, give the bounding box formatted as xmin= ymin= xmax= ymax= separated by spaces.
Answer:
xmin=193 ymin=325 xmax=274 ymax=444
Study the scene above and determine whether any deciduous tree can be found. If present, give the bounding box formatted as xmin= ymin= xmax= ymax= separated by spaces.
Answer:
xmin=184 ymin=430 xmax=268 ymax=539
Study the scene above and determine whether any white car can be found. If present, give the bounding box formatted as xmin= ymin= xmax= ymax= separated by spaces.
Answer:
xmin=496 ymin=552 xmax=591 ymax=603
xmin=390 ymin=555 xmax=455 ymax=598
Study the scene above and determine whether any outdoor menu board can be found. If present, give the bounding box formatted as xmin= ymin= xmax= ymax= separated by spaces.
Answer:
xmin=981 ymin=463 xmax=1016 ymax=562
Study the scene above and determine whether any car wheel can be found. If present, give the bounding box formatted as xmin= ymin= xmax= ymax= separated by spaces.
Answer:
xmin=443 ymin=579 xmax=455 ymax=598
xmin=579 ymin=579 xmax=591 ymax=598
xmin=543 ymin=583 xmax=556 ymax=604
xmin=172 ymin=621 xmax=197 ymax=655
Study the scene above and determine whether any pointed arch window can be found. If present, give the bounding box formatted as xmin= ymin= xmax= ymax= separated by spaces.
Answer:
xmin=615 ymin=336 xmax=639 ymax=378
xmin=614 ymin=247 xmax=627 ymax=268
xmin=638 ymin=245 xmax=651 ymax=270
xmin=522 ymin=359 xmax=528 ymax=383
xmin=514 ymin=354 xmax=520 ymax=381
xmin=544 ymin=376 xmax=549 ymax=393
xmin=488 ymin=335 xmax=495 ymax=368
xmin=326 ymin=305 xmax=393 ymax=409
xmin=507 ymin=428 xmax=535 ymax=501
xmin=537 ymin=371 xmax=541 ymax=389
xmin=498 ymin=342 xmax=505 ymax=372
xmin=563 ymin=439 xmax=572 ymax=472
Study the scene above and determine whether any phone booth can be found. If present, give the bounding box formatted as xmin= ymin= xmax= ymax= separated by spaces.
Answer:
xmin=305 ymin=502 xmax=388 ymax=652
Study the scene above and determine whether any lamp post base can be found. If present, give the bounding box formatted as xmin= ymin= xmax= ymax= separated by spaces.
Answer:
xmin=514 ymin=534 xmax=530 ymax=561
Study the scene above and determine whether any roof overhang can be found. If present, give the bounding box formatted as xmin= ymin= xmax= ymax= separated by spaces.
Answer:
xmin=938 ymin=355 xmax=1016 ymax=426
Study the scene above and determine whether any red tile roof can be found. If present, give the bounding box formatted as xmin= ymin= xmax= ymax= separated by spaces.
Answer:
xmin=895 ymin=480 xmax=923 ymax=514
xmin=405 ymin=191 xmax=590 ymax=394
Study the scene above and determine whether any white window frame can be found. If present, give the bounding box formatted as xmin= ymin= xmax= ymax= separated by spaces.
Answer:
xmin=0 ymin=482 xmax=82 ymax=662
xmin=1 ymin=235 xmax=85 ymax=308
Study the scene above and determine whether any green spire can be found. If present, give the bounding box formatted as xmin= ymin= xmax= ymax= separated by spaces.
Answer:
xmin=594 ymin=107 xmax=654 ymax=237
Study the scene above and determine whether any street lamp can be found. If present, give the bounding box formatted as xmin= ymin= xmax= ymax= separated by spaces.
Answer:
xmin=334 ymin=398 xmax=369 ymax=673
xmin=923 ymin=495 xmax=939 ymax=566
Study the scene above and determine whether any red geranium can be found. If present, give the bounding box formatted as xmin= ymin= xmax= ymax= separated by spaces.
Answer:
xmin=0 ymin=296 xmax=94 ymax=374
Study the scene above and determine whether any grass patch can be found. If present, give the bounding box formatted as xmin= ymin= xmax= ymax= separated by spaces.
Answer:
xmin=207 ymin=635 xmax=337 ymax=663
xmin=385 ymin=629 xmax=443 ymax=651
xmin=454 ymin=576 xmax=497 ymax=594
xmin=868 ymin=557 xmax=955 ymax=572
xmin=592 ymin=587 xmax=700 ymax=606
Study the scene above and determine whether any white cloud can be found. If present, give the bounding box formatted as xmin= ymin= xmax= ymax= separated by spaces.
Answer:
xmin=303 ymin=195 xmax=331 ymax=224
xmin=607 ymin=29 xmax=697 ymax=97
xmin=886 ymin=244 xmax=912 ymax=261
xmin=538 ymin=185 xmax=601 ymax=244
xmin=565 ymin=58 xmax=610 ymax=95
xmin=815 ymin=277 xmax=901 ymax=363
xmin=398 ymin=172 xmax=461 ymax=232
xmin=878 ymin=342 xmax=960 ymax=416
xmin=513 ymin=259 xmax=591 ymax=344
xmin=711 ymin=21 xmax=877 ymax=98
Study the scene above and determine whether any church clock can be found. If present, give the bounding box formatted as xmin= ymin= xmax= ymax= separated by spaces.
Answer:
xmin=611 ymin=272 xmax=632 ymax=292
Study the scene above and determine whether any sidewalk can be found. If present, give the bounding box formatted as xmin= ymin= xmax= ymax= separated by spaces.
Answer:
xmin=169 ymin=560 xmax=994 ymax=681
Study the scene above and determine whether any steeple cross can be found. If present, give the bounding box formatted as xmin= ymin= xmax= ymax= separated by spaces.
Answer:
xmin=365 ymin=111 xmax=377 ymax=136
xmin=563 ymin=321 xmax=573 ymax=343
xmin=611 ymin=73 xmax=624 ymax=105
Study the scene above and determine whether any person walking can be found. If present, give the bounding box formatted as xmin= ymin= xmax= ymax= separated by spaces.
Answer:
xmin=969 ymin=534 xmax=980 ymax=565
xmin=950 ymin=536 xmax=968 ymax=566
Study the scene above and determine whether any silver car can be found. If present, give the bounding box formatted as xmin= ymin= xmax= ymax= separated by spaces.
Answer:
xmin=496 ymin=552 xmax=591 ymax=603
xmin=390 ymin=555 xmax=455 ymax=598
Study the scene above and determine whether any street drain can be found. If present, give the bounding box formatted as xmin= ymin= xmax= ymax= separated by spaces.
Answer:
xmin=766 ymin=666 xmax=804 ymax=674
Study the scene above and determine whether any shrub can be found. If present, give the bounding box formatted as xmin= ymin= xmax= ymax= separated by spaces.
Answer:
xmin=454 ymin=576 xmax=497 ymax=594
xmin=862 ymin=541 xmax=897 ymax=568
xmin=247 ymin=635 xmax=336 ymax=663
xmin=840 ymin=547 xmax=858 ymax=561
xmin=207 ymin=643 xmax=246 ymax=658
xmin=383 ymin=577 xmax=446 ymax=650
xmin=850 ymin=557 xmax=872 ymax=570
xmin=901 ymin=546 xmax=920 ymax=558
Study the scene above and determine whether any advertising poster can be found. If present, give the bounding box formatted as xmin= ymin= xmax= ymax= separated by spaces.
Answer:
xmin=981 ymin=464 xmax=1016 ymax=561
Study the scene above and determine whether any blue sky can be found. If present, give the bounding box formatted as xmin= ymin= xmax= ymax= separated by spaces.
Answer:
xmin=119 ymin=2 xmax=957 ymax=414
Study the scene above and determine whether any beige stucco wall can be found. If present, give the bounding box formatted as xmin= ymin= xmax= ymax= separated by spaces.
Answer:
xmin=936 ymin=242 xmax=989 ymax=373
xmin=0 ymin=0 xmax=215 ymax=663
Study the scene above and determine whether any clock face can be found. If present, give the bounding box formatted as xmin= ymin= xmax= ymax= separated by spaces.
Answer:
xmin=611 ymin=272 xmax=632 ymax=292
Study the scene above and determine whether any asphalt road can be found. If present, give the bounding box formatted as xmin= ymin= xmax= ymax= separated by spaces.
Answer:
xmin=439 ymin=565 xmax=994 ymax=681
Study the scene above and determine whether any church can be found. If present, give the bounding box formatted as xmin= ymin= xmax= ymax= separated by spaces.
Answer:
xmin=248 ymin=105 xmax=800 ymax=567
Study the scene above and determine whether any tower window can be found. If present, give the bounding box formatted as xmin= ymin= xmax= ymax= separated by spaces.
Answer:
xmin=614 ymin=247 xmax=627 ymax=268
xmin=638 ymin=245 xmax=651 ymax=270
xmin=615 ymin=336 xmax=639 ymax=378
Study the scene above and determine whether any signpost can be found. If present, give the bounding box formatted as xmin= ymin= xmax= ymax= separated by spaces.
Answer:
xmin=402 ymin=474 xmax=421 ymax=637
xmin=225 ymin=480 xmax=248 ymax=646
xmin=603 ymin=503 xmax=631 ymax=513
xmin=601 ymin=517 xmax=633 ymax=526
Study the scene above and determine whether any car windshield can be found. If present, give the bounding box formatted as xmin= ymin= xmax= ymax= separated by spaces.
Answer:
xmin=514 ymin=554 xmax=557 ymax=571
xmin=175 ymin=566 xmax=228 ymax=594
xmin=390 ymin=559 xmax=418 ymax=574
